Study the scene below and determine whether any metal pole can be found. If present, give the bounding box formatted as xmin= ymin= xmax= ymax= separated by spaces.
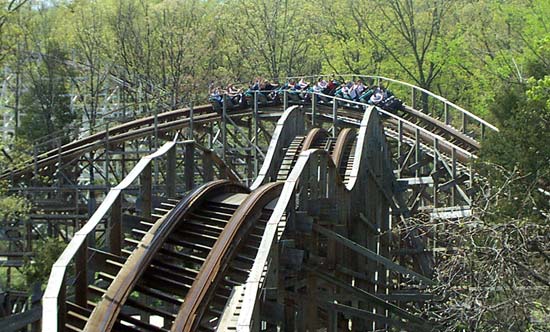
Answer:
xmin=283 ymin=90 xmax=288 ymax=110
xmin=254 ymin=94 xmax=259 ymax=178
xmin=397 ymin=120 xmax=403 ymax=178
xmin=415 ymin=128 xmax=420 ymax=179
xmin=311 ymin=93 xmax=316 ymax=127
xmin=433 ymin=138 xmax=439 ymax=208
xmin=332 ymin=95 xmax=338 ymax=137
xmin=189 ymin=103 xmax=194 ymax=140
xmin=222 ymin=95 xmax=227 ymax=162
xmin=451 ymin=147 xmax=457 ymax=205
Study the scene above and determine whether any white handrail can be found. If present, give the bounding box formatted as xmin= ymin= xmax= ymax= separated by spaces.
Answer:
xmin=314 ymin=92 xmax=475 ymax=159
xmin=284 ymin=73 xmax=499 ymax=132
xmin=42 ymin=136 xmax=184 ymax=331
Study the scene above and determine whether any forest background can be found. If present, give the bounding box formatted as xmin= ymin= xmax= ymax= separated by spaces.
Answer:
xmin=0 ymin=0 xmax=549 ymax=331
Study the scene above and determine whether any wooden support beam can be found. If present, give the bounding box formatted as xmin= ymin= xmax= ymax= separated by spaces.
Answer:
xmin=166 ymin=145 xmax=176 ymax=197
xmin=185 ymin=144 xmax=195 ymax=191
xmin=75 ymin=244 xmax=87 ymax=307
xmin=319 ymin=301 xmax=413 ymax=331
xmin=306 ymin=266 xmax=430 ymax=327
xmin=109 ymin=195 xmax=122 ymax=256
xmin=312 ymin=224 xmax=434 ymax=285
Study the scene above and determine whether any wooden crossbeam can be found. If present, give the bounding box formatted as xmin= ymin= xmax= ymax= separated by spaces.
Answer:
xmin=312 ymin=224 xmax=434 ymax=285
xmin=306 ymin=266 xmax=431 ymax=329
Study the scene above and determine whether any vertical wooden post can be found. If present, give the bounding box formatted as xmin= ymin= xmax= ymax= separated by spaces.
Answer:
xmin=140 ymin=164 xmax=152 ymax=220
xmin=185 ymin=143 xmax=195 ymax=191
xmin=305 ymin=273 xmax=318 ymax=331
xmin=203 ymin=152 xmax=214 ymax=182
xmin=283 ymin=90 xmax=288 ymax=110
xmin=58 ymin=277 xmax=67 ymax=330
xmin=110 ymin=195 xmax=122 ymax=256
xmin=189 ymin=104 xmax=194 ymax=140
xmin=311 ymin=93 xmax=316 ymax=127
xmin=75 ymin=243 xmax=88 ymax=307
xmin=166 ymin=145 xmax=177 ymax=197
xmin=411 ymin=87 xmax=417 ymax=109
xmin=444 ymin=103 xmax=449 ymax=125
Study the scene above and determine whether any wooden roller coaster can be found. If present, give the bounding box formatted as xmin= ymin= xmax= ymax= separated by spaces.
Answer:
xmin=0 ymin=75 xmax=499 ymax=331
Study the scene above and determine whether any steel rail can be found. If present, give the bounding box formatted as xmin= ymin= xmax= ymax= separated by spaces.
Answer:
xmin=172 ymin=182 xmax=283 ymax=332
xmin=84 ymin=180 xmax=249 ymax=331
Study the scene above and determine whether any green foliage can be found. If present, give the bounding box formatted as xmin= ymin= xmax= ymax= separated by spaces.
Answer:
xmin=0 ymin=180 xmax=30 ymax=224
xmin=19 ymin=43 xmax=76 ymax=142
xmin=21 ymin=238 xmax=67 ymax=287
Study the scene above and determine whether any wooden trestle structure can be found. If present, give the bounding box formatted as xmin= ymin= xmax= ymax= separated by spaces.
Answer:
xmin=0 ymin=75 xmax=498 ymax=331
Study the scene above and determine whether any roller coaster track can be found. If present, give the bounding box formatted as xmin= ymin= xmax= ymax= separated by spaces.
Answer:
xmin=3 ymin=75 xmax=500 ymax=331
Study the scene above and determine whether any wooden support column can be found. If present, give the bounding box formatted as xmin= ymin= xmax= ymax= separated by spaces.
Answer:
xmin=140 ymin=164 xmax=152 ymax=220
xmin=202 ymin=152 xmax=214 ymax=182
xmin=109 ymin=195 xmax=122 ymax=256
xmin=185 ymin=143 xmax=195 ymax=191
xmin=166 ymin=145 xmax=177 ymax=197
xmin=57 ymin=277 xmax=67 ymax=330
xmin=75 ymin=243 xmax=88 ymax=307
xmin=306 ymin=273 xmax=318 ymax=331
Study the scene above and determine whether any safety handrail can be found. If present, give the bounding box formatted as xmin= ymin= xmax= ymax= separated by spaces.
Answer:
xmin=1 ymin=104 xmax=214 ymax=179
xmin=285 ymin=73 xmax=499 ymax=134
xmin=41 ymin=136 xmax=184 ymax=331
xmin=313 ymin=92 xmax=475 ymax=159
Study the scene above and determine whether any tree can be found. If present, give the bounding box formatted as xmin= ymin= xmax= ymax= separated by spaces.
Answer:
xmin=18 ymin=43 xmax=75 ymax=142
xmin=349 ymin=0 xmax=457 ymax=110
xmin=216 ymin=0 xmax=319 ymax=79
